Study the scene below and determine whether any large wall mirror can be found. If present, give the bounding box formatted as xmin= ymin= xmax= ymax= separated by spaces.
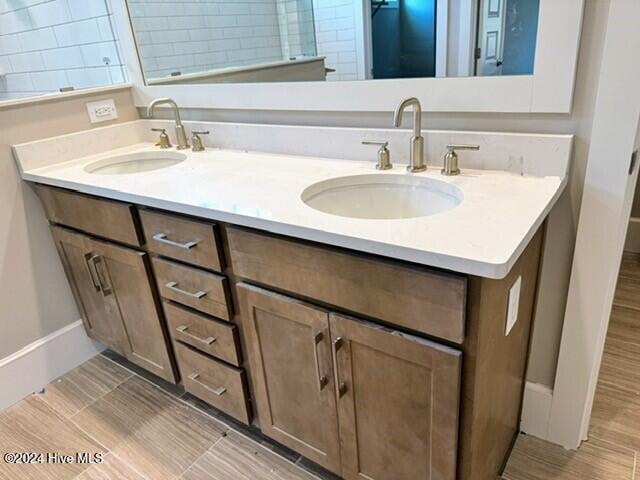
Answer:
xmin=117 ymin=0 xmax=583 ymax=113
xmin=126 ymin=0 xmax=540 ymax=85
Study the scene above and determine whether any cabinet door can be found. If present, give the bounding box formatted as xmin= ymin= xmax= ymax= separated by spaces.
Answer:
xmin=51 ymin=226 xmax=128 ymax=354
xmin=237 ymin=283 xmax=341 ymax=474
xmin=330 ymin=313 xmax=461 ymax=480
xmin=90 ymin=238 xmax=177 ymax=383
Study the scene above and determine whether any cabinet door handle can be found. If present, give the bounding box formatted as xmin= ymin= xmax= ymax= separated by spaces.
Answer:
xmin=153 ymin=233 xmax=198 ymax=250
xmin=92 ymin=255 xmax=112 ymax=296
xmin=84 ymin=253 xmax=101 ymax=292
xmin=312 ymin=331 xmax=329 ymax=391
xmin=165 ymin=281 xmax=207 ymax=299
xmin=188 ymin=373 xmax=226 ymax=396
xmin=176 ymin=325 xmax=216 ymax=345
xmin=333 ymin=336 xmax=347 ymax=398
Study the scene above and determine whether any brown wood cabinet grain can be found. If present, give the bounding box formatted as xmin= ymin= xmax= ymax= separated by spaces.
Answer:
xmin=227 ymin=227 xmax=467 ymax=343
xmin=140 ymin=209 xmax=225 ymax=272
xmin=89 ymin=237 xmax=177 ymax=383
xmin=330 ymin=312 xmax=461 ymax=480
xmin=164 ymin=301 xmax=242 ymax=366
xmin=51 ymin=226 xmax=129 ymax=355
xmin=237 ymin=283 xmax=342 ymax=474
xmin=174 ymin=342 xmax=251 ymax=424
xmin=51 ymin=226 xmax=177 ymax=383
xmin=152 ymin=257 xmax=232 ymax=321
xmin=36 ymin=185 xmax=141 ymax=246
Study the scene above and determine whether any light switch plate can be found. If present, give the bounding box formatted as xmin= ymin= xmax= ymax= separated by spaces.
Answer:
xmin=505 ymin=276 xmax=522 ymax=336
xmin=86 ymin=99 xmax=118 ymax=123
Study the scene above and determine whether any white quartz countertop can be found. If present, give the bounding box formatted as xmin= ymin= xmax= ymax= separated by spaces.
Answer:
xmin=18 ymin=141 xmax=565 ymax=279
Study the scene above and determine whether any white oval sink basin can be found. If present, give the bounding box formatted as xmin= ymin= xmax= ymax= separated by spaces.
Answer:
xmin=302 ymin=174 xmax=463 ymax=219
xmin=85 ymin=151 xmax=186 ymax=175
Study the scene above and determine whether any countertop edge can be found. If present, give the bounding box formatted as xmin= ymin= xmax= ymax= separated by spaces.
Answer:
xmin=22 ymin=171 xmax=565 ymax=280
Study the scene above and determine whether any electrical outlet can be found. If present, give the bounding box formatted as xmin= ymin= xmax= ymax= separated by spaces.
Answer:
xmin=86 ymin=99 xmax=118 ymax=124
xmin=505 ymin=276 xmax=522 ymax=336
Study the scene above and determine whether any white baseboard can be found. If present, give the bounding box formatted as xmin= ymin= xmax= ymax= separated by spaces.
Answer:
xmin=0 ymin=320 xmax=104 ymax=411
xmin=520 ymin=381 xmax=554 ymax=440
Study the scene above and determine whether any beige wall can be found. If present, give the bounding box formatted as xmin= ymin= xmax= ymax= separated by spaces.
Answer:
xmin=146 ymin=0 xmax=609 ymax=388
xmin=0 ymin=88 xmax=138 ymax=360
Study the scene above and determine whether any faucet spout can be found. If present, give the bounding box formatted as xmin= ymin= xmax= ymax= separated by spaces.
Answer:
xmin=394 ymin=97 xmax=422 ymax=137
xmin=146 ymin=98 xmax=189 ymax=150
xmin=393 ymin=97 xmax=426 ymax=173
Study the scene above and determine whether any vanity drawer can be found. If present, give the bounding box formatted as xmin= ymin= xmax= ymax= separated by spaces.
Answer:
xmin=174 ymin=342 xmax=251 ymax=424
xmin=140 ymin=209 xmax=224 ymax=272
xmin=227 ymin=227 xmax=467 ymax=343
xmin=164 ymin=301 xmax=241 ymax=366
xmin=35 ymin=184 xmax=141 ymax=246
xmin=152 ymin=258 xmax=232 ymax=320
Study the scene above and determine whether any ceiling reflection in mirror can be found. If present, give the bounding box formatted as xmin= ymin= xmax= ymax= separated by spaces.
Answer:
xmin=127 ymin=0 xmax=540 ymax=85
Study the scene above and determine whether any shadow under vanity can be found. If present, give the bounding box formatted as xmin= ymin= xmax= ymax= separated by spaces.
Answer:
xmin=33 ymin=182 xmax=543 ymax=480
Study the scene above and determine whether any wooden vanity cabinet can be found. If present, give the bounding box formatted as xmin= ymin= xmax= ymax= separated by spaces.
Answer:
xmin=50 ymin=225 xmax=177 ymax=382
xmin=51 ymin=226 xmax=129 ymax=355
xmin=35 ymin=184 xmax=142 ymax=246
xmin=331 ymin=312 xmax=461 ymax=480
xmin=237 ymin=282 xmax=461 ymax=480
xmin=37 ymin=184 xmax=544 ymax=480
xmin=230 ymin=225 xmax=544 ymax=480
xmin=237 ymin=283 xmax=342 ymax=473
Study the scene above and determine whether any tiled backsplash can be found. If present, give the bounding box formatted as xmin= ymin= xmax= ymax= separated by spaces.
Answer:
xmin=0 ymin=0 xmax=126 ymax=100
xmin=14 ymin=119 xmax=573 ymax=180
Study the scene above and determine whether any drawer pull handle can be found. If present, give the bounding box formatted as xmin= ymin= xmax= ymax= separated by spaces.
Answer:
xmin=84 ymin=253 xmax=101 ymax=292
xmin=92 ymin=255 xmax=112 ymax=297
xmin=188 ymin=373 xmax=226 ymax=396
xmin=333 ymin=336 xmax=347 ymax=398
xmin=176 ymin=325 xmax=216 ymax=345
xmin=165 ymin=281 xmax=207 ymax=299
xmin=312 ymin=331 xmax=329 ymax=391
xmin=153 ymin=233 xmax=199 ymax=250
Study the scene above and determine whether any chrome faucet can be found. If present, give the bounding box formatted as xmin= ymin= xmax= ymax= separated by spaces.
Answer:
xmin=146 ymin=98 xmax=189 ymax=150
xmin=394 ymin=97 xmax=426 ymax=172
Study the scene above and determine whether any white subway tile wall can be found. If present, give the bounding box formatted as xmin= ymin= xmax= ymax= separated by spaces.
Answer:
xmin=130 ymin=0 xmax=318 ymax=80
xmin=311 ymin=0 xmax=359 ymax=81
xmin=130 ymin=0 xmax=362 ymax=82
xmin=0 ymin=0 xmax=125 ymax=101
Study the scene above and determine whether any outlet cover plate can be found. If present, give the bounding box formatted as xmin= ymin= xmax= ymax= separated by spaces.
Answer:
xmin=86 ymin=99 xmax=117 ymax=123
xmin=506 ymin=275 xmax=522 ymax=336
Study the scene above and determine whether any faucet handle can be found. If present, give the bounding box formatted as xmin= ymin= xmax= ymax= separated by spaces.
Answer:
xmin=151 ymin=128 xmax=171 ymax=149
xmin=362 ymin=141 xmax=392 ymax=170
xmin=446 ymin=144 xmax=480 ymax=152
xmin=442 ymin=144 xmax=480 ymax=176
xmin=191 ymin=131 xmax=210 ymax=152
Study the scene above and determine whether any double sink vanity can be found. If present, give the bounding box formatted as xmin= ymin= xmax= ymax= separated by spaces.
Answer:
xmin=13 ymin=107 xmax=572 ymax=480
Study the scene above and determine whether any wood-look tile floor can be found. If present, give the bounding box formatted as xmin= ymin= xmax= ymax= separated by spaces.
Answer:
xmin=503 ymin=252 xmax=640 ymax=480
xmin=0 ymin=353 xmax=324 ymax=480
